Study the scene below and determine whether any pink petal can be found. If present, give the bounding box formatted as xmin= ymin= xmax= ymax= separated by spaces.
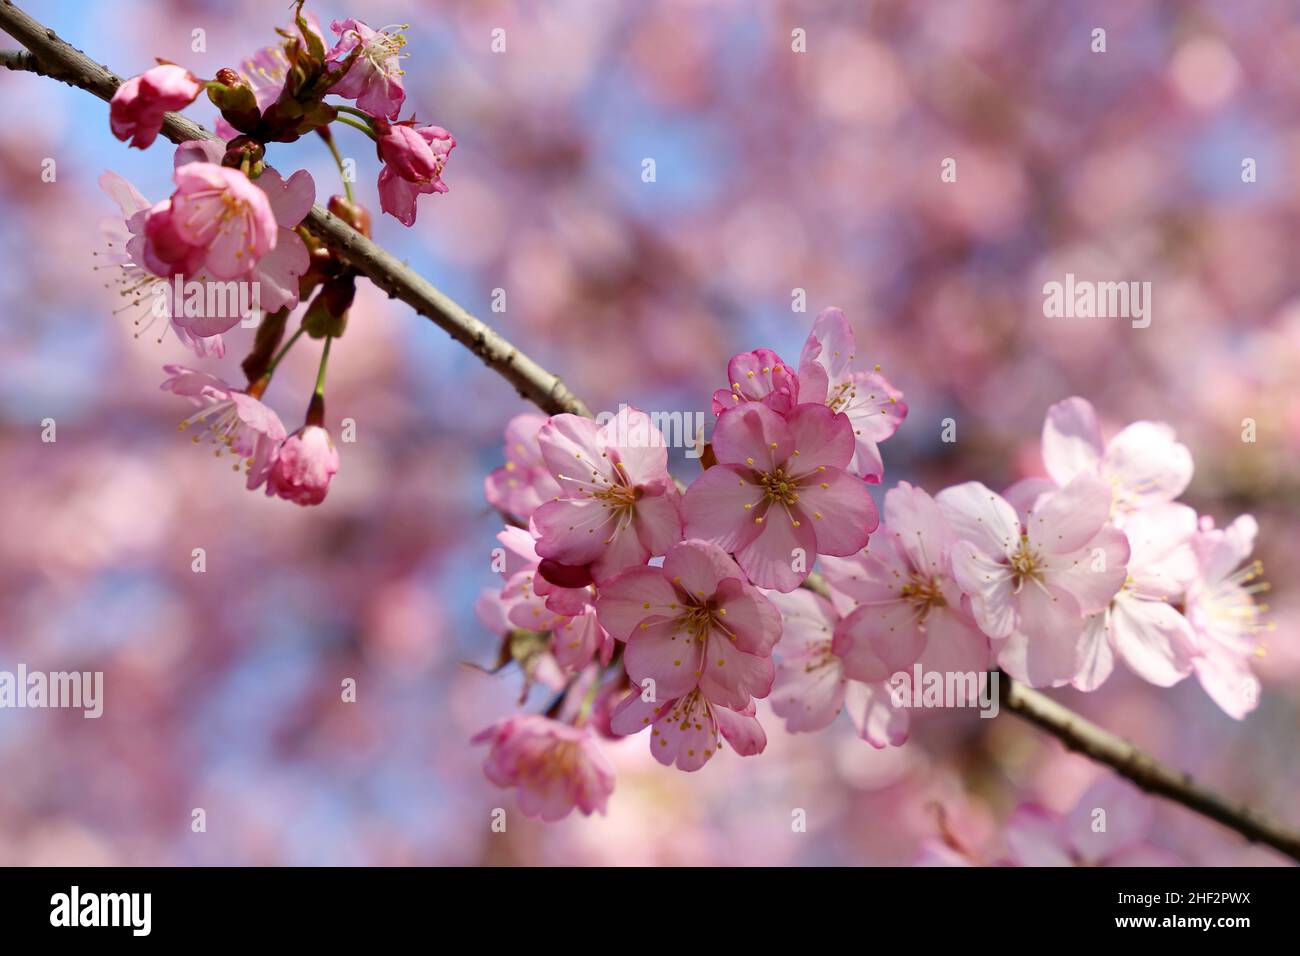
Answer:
xmin=1026 ymin=473 xmax=1112 ymax=554
xmin=950 ymin=541 xmax=1017 ymax=640
xmin=538 ymin=414 xmax=613 ymax=493
xmin=997 ymin=582 xmax=1083 ymax=687
xmin=1072 ymin=614 xmax=1115 ymax=692
xmin=712 ymin=577 xmax=782 ymax=656
xmin=845 ymin=680 xmax=910 ymax=748
xmin=711 ymin=402 xmax=793 ymax=469
xmin=796 ymin=468 xmax=877 ymax=556
xmin=834 ymin=601 xmax=926 ymax=682
xmin=681 ymin=464 xmax=765 ymax=553
xmin=937 ymin=482 xmax=1020 ymax=560
xmin=624 ymin=619 xmax=701 ymax=702
xmin=784 ymin=402 xmax=855 ymax=470
xmin=883 ymin=482 xmax=952 ymax=577
xmin=1109 ymin=596 xmax=1196 ymax=687
xmin=733 ymin=502 xmax=818 ymax=592
xmin=631 ymin=487 xmax=683 ymax=556
xmin=593 ymin=567 xmax=678 ymax=641
xmin=697 ymin=632 xmax=774 ymax=708
xmin=1103 ymin=421 xmax=1193 ymax=507
xmin=1041 ymin=397 xmax=1103 ymax=487
xmin=715 ymin=702 xmax=768 ymax=756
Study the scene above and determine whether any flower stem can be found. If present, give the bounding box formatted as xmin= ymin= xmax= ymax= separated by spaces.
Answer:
xmin=334 ymin=103 xmax=376 ymax=124
xmin=314 ymin=335 xmax=332 ymax=398
xmin=265 ymin=325 xmax=306 ymax=378
xmin=319 ymin=127 xmax=355 ymax=203
xmin=333 ymin=114 xmax=377 ymax=141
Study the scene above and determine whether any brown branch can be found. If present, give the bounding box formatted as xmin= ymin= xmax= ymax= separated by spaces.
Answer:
xmin=3 ymin=0 xmax=1297 ymax=863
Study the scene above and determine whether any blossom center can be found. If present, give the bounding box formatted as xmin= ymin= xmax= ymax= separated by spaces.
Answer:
xmin=362 ymin=25 xmax=408 ymax=73
xmin=827 ymin=380 xmax=856 ymax=413
xmin=901 ymin=573 xmax=947 ymax=616
xmin=591 ymin=482 xmax=641 ymax=509
xmin=1008 ymin=536 xmax=1045 ymax=587
xmin=757 ymin=467 xmax=800 ymax=505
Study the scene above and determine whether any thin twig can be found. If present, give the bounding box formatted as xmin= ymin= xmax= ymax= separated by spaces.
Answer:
xmin=2 ymin=0 xmax=1297 ymax=862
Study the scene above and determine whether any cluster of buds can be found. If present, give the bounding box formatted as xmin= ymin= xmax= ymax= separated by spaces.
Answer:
xmin=99 ymin=2 xmax=455 ymax=506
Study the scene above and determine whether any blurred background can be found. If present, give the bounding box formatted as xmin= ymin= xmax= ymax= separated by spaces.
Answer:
xmin=0 ymin=0 xmax=1297 ymax=865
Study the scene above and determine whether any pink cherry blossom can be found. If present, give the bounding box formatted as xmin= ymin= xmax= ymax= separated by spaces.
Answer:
xmin=828 ymin=482 xmax=990 ymax=685
xmin=484 ymin=414 xmax=562 ymax=520
xmin=121 ymin=144 xmax=314 ymax=339
xmin=797 ymin=308 xmax=907 ymax=483
xmin=471 ymin=715 xmax=614 ymax=820
xmin=160 ymin=365 xmax=286 ymax=489
xmin=596 ymin=539 xmax=781 ymax=709
xmin=268 ymin=425 xmax=340 ymax=506
xmin=1185 ymin=515 xmax=1268 ymax=718
xmin=326 ymin=19 xmax=408 ymax=120
xmin=1003 ymin=777 xmax=1182 ymax=867
xmin=532 ymin=406 xmax=683 ymax=584
xmin=109 ymin=64 xmax=203 ymax=150
xmin=682 ymin=401 xmax=878 ymax=592
xmin=165 ymin=162 xmax=279 ymax=281
xmin=376 ymin=125 xmax=455 ymax=226
xmin=766 ymin=587 xmax=910 ymax=747
xmin=710 ymin=348 xmax=801 ymax=416
xmin=98 ymin=171 xmax=225 ymax=358
xmin=172 ymin=141 xmax=315 ymax=314
xmin=609 ymin=689 xmax=766 ymax=772
xmin=1074 ymin=503 xmax=1200 ymax=691
xmin=939 ymin=475 xmax=1129 ymax=687
xmin=1040 ymin=397 xmax=1193 ymax=516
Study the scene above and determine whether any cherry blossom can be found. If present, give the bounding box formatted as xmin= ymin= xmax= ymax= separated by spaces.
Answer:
xmin=98 ymin=171 xmax=225 ymax=358
xmin=375 ymin=123 xmax=455 ymax=226
xmin=1185 ymin=515 xmax=1269 ymax=718
xmin=797 ymin=308 xmax=907 ymax=483
xmin=766 ymin=587 xmax=910 ymax=747
xmin=595 ymin=539 xmax=781 ymax=710
xmin=609 ymin=689 xmax=766 ymax=772
xmin=472 ymin=715 xmax=614 ymax=820
xmin=710 ymin=348 xmax=801 ymax=416
xmin=484 ymin=414 xmax=561 ymax=521
xmin=268 ymin=425 xmax=340 ymax=506
xmin=325 ymin=19 xmax=408 ymax=120
xmin=683 ymin=401 xmax=878 ymax=591
xmin=160 ymin=365 xmax=286 ymax=489
xmin=1038 ymin=397 xmax=1193 ymax=517
xmin=1074 ymin=503 xmax=1200 ymax=691
xmin=939 ymin=475 xmax=1129 ymax=687
xmin=490 ymin=527 xmax=612 ymax=673
xmin=828 ymin=482 xmax=990 ymax=685
xmin=532 ymin=406 xmax=683 ymax=584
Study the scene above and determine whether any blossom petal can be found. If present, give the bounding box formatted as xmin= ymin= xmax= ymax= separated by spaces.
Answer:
xmin=1041 ymin=397 xmax=1103 ymax=487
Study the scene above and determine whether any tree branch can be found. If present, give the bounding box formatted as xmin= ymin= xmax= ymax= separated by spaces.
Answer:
xmin=0 ymin=2 xmax=589 ymax=418
xmin=3 ymin=0 xmax=1297 ymax=863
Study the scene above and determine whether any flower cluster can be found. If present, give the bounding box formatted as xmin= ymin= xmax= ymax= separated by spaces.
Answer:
xmin=97 ymin=2 xmax=456 ymax=506
xmin=473 ymin=310 xmax=1269 ymax=821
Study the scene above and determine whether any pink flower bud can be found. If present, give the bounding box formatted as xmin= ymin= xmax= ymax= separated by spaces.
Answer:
xmin=269 ymin=425 xmax=340 ymax=506
xmin=110 ymin=64 xmax=203 ymax=150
